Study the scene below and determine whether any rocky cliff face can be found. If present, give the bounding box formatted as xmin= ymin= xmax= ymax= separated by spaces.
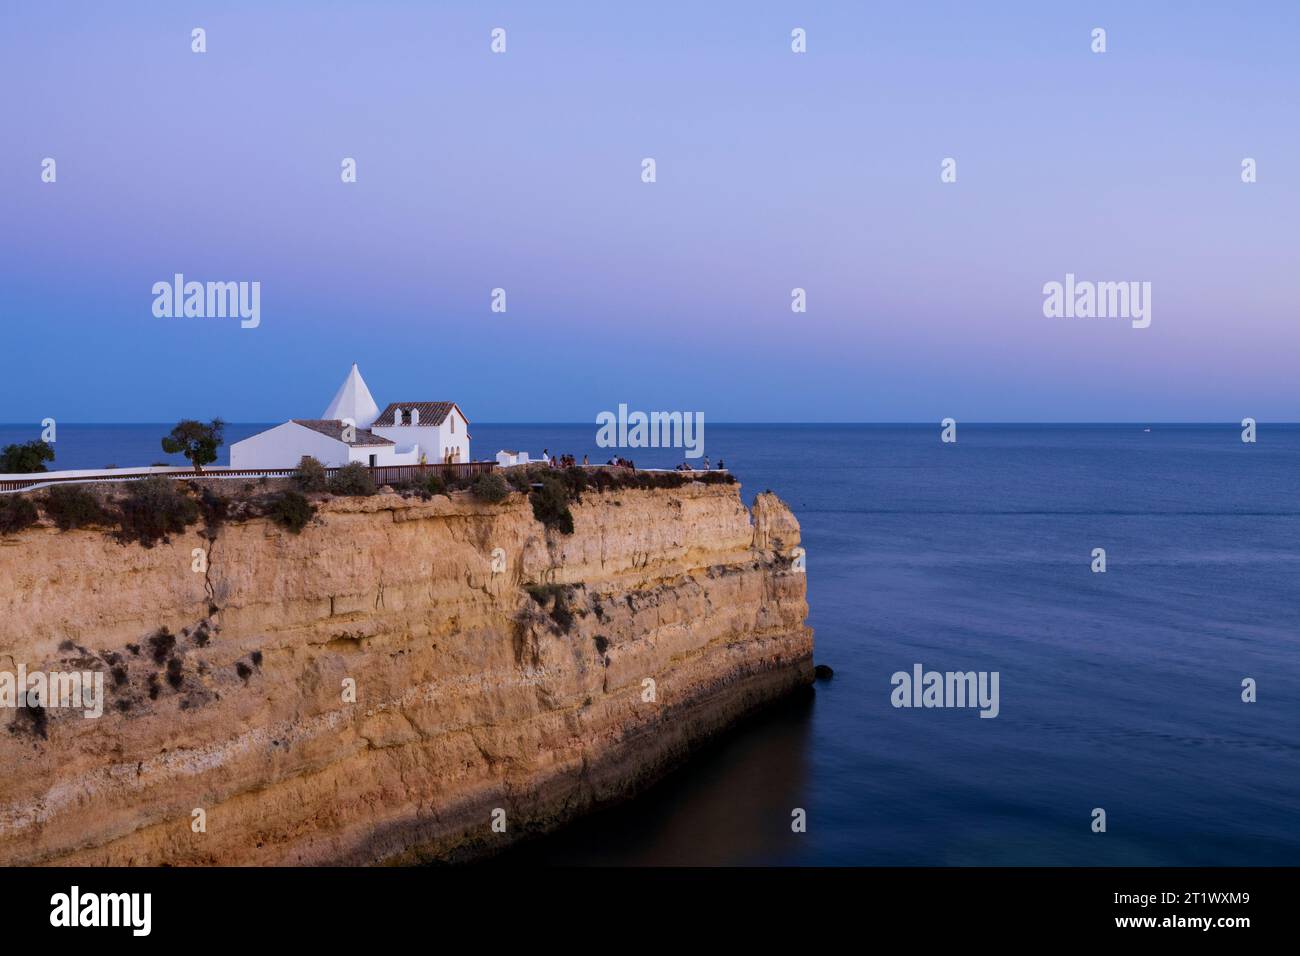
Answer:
xmin=0 ymin=482 xmax=812 ymax=865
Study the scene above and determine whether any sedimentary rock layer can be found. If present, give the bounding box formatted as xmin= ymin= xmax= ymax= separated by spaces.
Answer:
xmin=0 ymin=482 xmax=812 ymax=865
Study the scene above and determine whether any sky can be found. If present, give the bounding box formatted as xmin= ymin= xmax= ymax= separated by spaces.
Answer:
xmin=1 ymin=1 xmax=1297 ymax=423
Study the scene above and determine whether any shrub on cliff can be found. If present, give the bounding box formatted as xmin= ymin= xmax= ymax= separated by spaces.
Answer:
xmin=197 ymin=486 xmax=230 ymax=537
xmin=529 ymin=474 xmax=574 ymax=535
xmin=388 ymin=474 xmax=446 ymax=499
xmin=503 ymin=468 xmax=533 ymax=494
xmin=471 ymin=472 xmax=511 ymax=504
xmin=116 ymin=476 xmax=200 ymax=547
xmin=293 ymin=456 xmax=328 ymax=492
xmin=585 ymin=467 xmax=736 ymax=494
xmin=268 ymin=490 xmax=314 ymax=533
xmin=43 ymin=484 xmax=111 ymax=530
xmin=443 ymin=473 xmax=475 ymax=494
xmin=0 ymin=440 xmax=55 ymax=473
xmin=565 ymin=466 xmax=589 ymax=495
xmin=0 ymin=495 xmax=39 ymax=534
xmin=327 ymin=462 xmax=376 ymax=496
xmin=585 ymin=469 xmax=617 ymax=493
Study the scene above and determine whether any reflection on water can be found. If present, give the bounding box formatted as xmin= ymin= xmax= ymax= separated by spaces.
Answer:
xmin=484 ymin=691 xmax=815 ymax=866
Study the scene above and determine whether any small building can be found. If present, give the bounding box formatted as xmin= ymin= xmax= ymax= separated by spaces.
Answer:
xmin=229 ymin=364 xmax=472 ymax=468
xmin=230 ymin=419 xmax=396 ymax=469
xmin=370 ymin=401 xmax=471 ymax=465
xmin=496 ymin=449 xmax=530 ymax=467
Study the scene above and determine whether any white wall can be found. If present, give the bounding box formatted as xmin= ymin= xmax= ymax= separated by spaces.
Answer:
xmin=440 ymin=408 xmax=470 ymax=462
xmin=372 ymin=408 xmax=470 ymax=463
xmin=371 ymin=424 xmax=439 ymax=459
xmin=230 ymin=422 xmax=350 ymax=468
xmin=347 ymin=444 xmax=420 ymax=467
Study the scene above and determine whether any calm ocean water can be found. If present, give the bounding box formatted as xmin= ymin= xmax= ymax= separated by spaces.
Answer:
xmin=3 ymin=423 xmax=1297 ymax=865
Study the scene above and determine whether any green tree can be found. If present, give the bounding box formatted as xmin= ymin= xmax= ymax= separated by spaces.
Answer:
xmin=0 ymin=440 xmax=55 ymax=473
xmin=161 ymin=419 xmax=225 ymax=474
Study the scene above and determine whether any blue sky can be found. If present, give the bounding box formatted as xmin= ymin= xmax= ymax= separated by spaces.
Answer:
xmin=1 ymin=1 xmax=1297 ymax=422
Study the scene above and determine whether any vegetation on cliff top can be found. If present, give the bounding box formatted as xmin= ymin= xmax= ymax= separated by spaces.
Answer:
xmin=326 ymin=462 xmax=376 ymax=496
xmin=292 ymin=455 xmax=328 ymax=492
xmin=529 ymin=473 xmax=575 ymax=534
xmin=268 ymin=489 xmax=315 ymax=533
xmin=197 ymin=486 xmax=230 ymax=538
xmin=0 ymin=462 xmax=738 ymax=546
xmin=0 ymin=495 xmax=40 ymax=534
xmin=43 ymin=485 xmax=113 ymax=530
xmin=471 ymin=472 xmax=511 ymax=503
xmin=508 ymin=463 xmax=735 ymax=535
xmin=117 ymin=477 xmax=201 ymax=547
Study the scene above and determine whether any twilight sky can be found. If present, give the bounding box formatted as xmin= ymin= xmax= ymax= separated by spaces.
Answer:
xmin=1 ymin=1 xmax=1297 ymax=423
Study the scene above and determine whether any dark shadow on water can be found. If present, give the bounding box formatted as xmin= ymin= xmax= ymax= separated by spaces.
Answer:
xmin=477 ymin=688 xmax=817 ymax=866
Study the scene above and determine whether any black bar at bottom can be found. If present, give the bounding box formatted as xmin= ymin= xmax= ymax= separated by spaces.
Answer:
xmin=0 ymin=866 xmax=1285 ymax=941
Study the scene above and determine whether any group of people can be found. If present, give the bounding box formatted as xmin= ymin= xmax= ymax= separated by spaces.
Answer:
xmin=539 ymin=449 xmax=630 ymax=468
xmin=541 ymin=450 xmax=589 ymax=469
xmin=674 ymin=457 xmax=725 ymax=472
xmin=535 ymin=449 xmax=726 ymax=472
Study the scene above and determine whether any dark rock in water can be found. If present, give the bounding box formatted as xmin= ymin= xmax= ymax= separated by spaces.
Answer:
xmin=814 ymin=664 xmax=834 ymax=680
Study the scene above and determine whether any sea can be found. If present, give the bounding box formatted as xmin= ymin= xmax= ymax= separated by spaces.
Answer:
xmin=3 ymin=422 xmax=1297 ymax=866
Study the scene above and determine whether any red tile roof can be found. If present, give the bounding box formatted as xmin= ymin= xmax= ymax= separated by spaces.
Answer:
xmin=292 ymin=420 xmax=394 ymax=446
xmin=371 ymin=402 xmax=466 ymax=427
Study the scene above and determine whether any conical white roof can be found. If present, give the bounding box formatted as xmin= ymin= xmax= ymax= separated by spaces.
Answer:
xmin=322 ymin=363 xmax=380 ymax=428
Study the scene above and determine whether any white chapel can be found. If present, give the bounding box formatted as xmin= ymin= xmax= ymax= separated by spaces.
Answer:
xmin=229 ymin=365 xmax=471 ymax=468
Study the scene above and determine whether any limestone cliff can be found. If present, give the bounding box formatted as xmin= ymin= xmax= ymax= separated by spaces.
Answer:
xmin=0 ymin=482 xmax=812 ymax=865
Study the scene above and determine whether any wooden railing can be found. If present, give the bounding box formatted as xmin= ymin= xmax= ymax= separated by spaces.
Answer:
xmin=366 ymin=462 xmax=495 ymax=484
xmin=0 ymin=461 xmax=496 ymax=493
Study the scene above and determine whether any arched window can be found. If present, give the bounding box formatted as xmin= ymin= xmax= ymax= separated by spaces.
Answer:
xmin=450 ymin=414 xmax=455 ymax=433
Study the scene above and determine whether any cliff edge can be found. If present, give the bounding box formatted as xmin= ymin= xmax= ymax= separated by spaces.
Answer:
xmin=0 ymin=481 xmax=812 ymax=865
